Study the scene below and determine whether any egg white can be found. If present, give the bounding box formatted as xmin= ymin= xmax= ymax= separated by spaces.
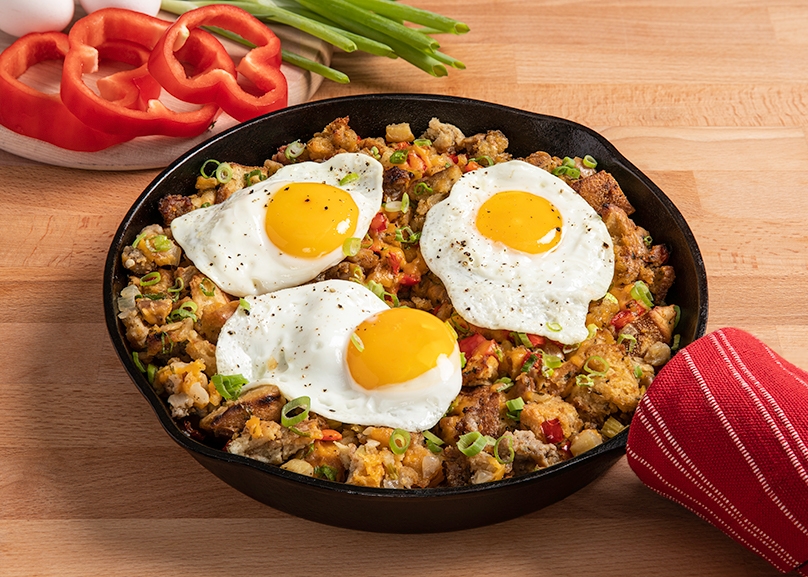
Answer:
xmin=171 ymin=153 xmax=384 ymax=298
xmin=215 ymin=280 xmax=463 ymax=432
xmin=420 ymin=160 xmax=614 ymax=345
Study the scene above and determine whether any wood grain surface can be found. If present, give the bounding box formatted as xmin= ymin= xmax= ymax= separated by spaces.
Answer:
xmin=2 ymin=1 xmax=807 ymax=575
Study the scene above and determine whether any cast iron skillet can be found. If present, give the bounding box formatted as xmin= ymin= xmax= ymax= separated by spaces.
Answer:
xmin=104 ymin=94 xmax=709 ymax=533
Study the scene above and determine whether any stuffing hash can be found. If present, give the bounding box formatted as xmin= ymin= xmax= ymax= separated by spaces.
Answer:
xmin=116 ymin=117 xmax=679 ymax=488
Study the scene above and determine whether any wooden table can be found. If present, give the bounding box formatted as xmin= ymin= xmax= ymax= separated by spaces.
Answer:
xmin=2 ymin=1 xmax=806 ymax=575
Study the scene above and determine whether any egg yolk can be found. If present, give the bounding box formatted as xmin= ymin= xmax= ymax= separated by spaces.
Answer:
xmin=346 ymin=308 xmax=457 ymax=390
xmin=475 ymin=190 xmax=563 ymax=254
xmin=265 ymin=182 xmax=359 ymax=259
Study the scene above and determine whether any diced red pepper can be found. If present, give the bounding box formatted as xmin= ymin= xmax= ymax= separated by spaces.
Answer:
xmin=399 ymin=273 xmax=420 ymax=286
xmin=448 ymin=154 xmax=458 ymax=164
xmin=610 ymin=300 xmax=649 ymax=330
xmin=387 ymin=251 xmax=402 ymax=274
xmin=541 ymin=419 xmax=565 ymax=444
xmin=610 ymin=309 xmax=636 ymax=330
xmin=458 ymin=333 xmax=486 ymax=357
xmin=458 ymin=333 xmax=496 ymax=359
xmin=370 ymin=212 xmax=388 ymax=233
xmin=149 ymin=4 xmax=287 ymax=122
xmin=527 ymin=333 xmax=546 ymax=347
xmin=464 ymin=160 xmax=482 ymax=173
xmin=61 ymin=8 xmax=222 ymax=138
xmin=0 ymin=32 xmax=131 ymax=151
xmin=319 ymin=429 xmax=342 ymax=442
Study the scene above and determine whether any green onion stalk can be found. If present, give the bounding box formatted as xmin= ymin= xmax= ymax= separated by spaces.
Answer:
xmin=160 ymin=0 xmax=469 ymax=83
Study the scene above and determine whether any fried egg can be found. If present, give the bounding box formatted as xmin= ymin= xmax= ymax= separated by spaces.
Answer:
xmin=171 ymin=153 xmax=384 ymax=297
xmin=420 ymin=160 xmax=614 ymax=345
xmin=215 ymin=280 xmax=463 ymax=431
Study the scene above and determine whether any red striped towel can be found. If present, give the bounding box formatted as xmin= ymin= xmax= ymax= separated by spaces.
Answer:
xmin=626 ymin=328 xmax=808 ymax=575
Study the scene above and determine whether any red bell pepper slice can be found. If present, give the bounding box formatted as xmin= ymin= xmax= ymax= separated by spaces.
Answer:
xmin=148 ymin=4 xmax=288 ymax=122
xmin=0 ymin=32 xmax=130 ymax=152
xmin=61 ymin=8 xmax=225 ymax=139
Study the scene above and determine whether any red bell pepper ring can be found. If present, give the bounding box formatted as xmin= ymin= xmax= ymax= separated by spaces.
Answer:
xmin=61 ymin=8 xmax=225 ymax=139
xmin=0 ymin=32 xmax=131 ymax=152
xmin=149 ymin=4 xmax=288 ymax=122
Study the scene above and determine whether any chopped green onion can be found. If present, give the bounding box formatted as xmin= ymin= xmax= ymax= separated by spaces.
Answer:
xmin=543 ymin=353 xmax=563 ymax=369
xmin=582 ymin=155 xmax=598 ymax=169
xmin=601 ymin=416 xmax=626 ymax=439
xmin=457 ymin=431 xmax=490 ymax=457
xmin=514 ymin=332 xmax=533 ymax=348
xmin=285 ymin=140 xmax=305 ymax=160
xmin=562 ymin=156 xmax=576 ymax=167
xmin=370 ymin=145 xmax=380 ymax=160
xmin=140 ymin=271 xmax=161 ymax=287
xmin=150 ymin=234 xmax=172 ymax=252
xmin=132 ymin=351 xmax=146 ymax=373
xmin=167 ymin=277 xmax=185 ymax=298
xmin=494 ymin=377 xmax=514 ymax=392
xmin=131 ymin=231 xmax=149 ymax=248
xmin=389 ymin=428 xmax=411 ymax=454
xmin=576 ymin=374 xmax=594 ymax=387
xmin=413 ymin=138 xmax=432 ymax=147
xmin=630 ymin=280 xmax=654 ymax=309
xmin=494 ymin=433 xmax=515 ymax=464
xmin=603 ymin=292 xmax=618 ymax=305
xmin=423 ymin=430 xmax=444 ymax=454
xmin=521 ymin=353 xmax=539 ymax=373
xmin=200 ymin=159 xmax=220 ymax=178
xmin=281 ymin=396 xmax=311 ymax=428
xmin=239 ymin=298 xmax=251 ymax=312
xmin=643 ymin=235 xmax=653 ymax=248
xmin=505 ymin=397 xmax=525 ymax=420
xmin=634 ymin=365 xmax=644 ymax=379
xmin=342 ymin=237 xmax=362 ymax=257
xmin=339 ymin=172 xmax=360 ymax=186
xmin=395 ymin=226 xmax=420 ymax=244
xmin=566 ymin=167 xmax=581 ymax=179
xmin=389 ymin=149 xmax=407 ymax=164
xmin=471 ymin=155 xmax=494 ymax=167
xmin=212 ymin=373 xmax=248 ymax=401
xmin=586 ymin=323 xmax=598 ymax=340
xmin=672 ymin=334 xmax=681 ymax=351
xmin=583 ymin=355 xmax=610 ymax=377
xmin=673 ymin=304 xmax=681 ymax=328
xmin=200 ymin=202 xmax=211 ymax=208
xmin=146 ymin=363 xmax=157 ymax=384
xmin=139 ymin=293 xmax=166 ymax=301
xmin=313 ymin=464 xmax=337 ymax=481
xmin=170 ymin=300 xmax=198 ymax=322
xmin=383 ymin=291 xmax=400 ymax=307
xmin=350 ymin=332 xmax=365 ymax=352
xmin=215 ymin=162 xmax=233 ymax=184
xmin=547 ymin=322 xmax=562 ymax=332
xmin=459 ymin=352 xmax=466 ymax=369
xmin=198 ymin=278 xmax=215 ymax=297
xmin=552 ymin=165 xmax=569 ymax=176
xmin=244 ymin=169 xmax=265 ymax=185
xmin=401 ymin=192 xmax=410 ymax=213
xmin=617 ymin=333 xmax=637 ymax=353
xmin=414 ymin=182 xmax=433 ymax=195
xmin=366 ymin=280 xmax=385 ymax=300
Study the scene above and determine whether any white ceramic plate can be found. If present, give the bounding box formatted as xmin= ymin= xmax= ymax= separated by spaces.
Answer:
xmin=0 ymin=11 xmax=331 ymax=171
